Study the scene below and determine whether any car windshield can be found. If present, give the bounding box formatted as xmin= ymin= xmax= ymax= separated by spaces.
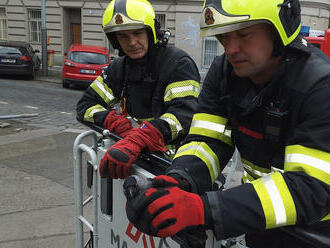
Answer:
xmin=0 ymin=46 xmax=23 ymax=55
xmin=68 ymin=51 xmax=108 ymax=65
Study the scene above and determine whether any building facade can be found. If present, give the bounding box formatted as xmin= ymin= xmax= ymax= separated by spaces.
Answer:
xmin=0 ymin=0 xmax=329 ymax=75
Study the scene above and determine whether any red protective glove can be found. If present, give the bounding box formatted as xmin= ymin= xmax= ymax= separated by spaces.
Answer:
xmin=125 ymin=175 xmax=206 ymax=237
xmin=103 ymin=110 xmax=133 ymax=138
xmin=151 ymin=174 xmax=191 ymax=191
xmin=99 ymin=121 xmax=167 ymax=179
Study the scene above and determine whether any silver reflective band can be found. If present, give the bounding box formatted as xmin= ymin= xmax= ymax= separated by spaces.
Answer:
xmin=243 ymin=164 xmax=284 ymax=177
xmin=160 ymin=116 xmax=183 ymax=133
xmin=89 ymin=108 xmax=102 ymax=117
xmin=285 ymin=153 xmax=330 ymax=175
xmin=86 ymin=107 xmax=105 ymax=122
xmin=243 ymin=163 xmax=268 ymax=177
xmin=191 ymin=120 xmax=226 ymax=133
xmin=224 ymin=129 xmax=231 ymax=137
xmin=262 ymin=175 xmax=287 ymax=226
xmin=164 ymin=85 xmax=199 ymax=100
xmin=243 ymin=171 xmax=251 ymax=183
xmin=271 ymin=166 xmax=284 ymax=173
xmin=95 ymin=79 xmax=115 ymax=102
xmin=178 ymin=144 xmax=219 ymax=178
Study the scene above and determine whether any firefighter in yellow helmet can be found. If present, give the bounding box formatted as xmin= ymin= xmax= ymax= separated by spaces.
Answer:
xmin=125 ymin=0 xmax=330 ymax=247
xmin=76 ymin=0 xmax=200 ymax=179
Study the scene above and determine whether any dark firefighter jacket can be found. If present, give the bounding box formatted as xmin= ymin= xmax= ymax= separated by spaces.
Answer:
xmin=76 ymin=46 xmax=200 ymax=145
xmin=168 ymin=43 xmax=330 ymax=240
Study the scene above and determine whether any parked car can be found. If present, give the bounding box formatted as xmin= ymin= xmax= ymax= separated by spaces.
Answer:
xmin=62 ymin=44 xmax=110 ymax=88
xmin=0 ymin=40 xmax=41 ymax=80
xmin=304 ymin=28 xmax=330 ymax=58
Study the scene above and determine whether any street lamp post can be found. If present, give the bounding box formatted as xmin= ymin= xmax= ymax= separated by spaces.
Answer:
xmin=41 ymin=0 xmax=48 ymax=76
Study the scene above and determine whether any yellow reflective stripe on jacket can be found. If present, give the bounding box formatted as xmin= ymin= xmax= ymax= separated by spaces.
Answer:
xmin=189 ymin=113 xmax=233 ymax=146
xmin=284 ymin=145 xmax=330 ymax=185
xmin=242 ymin=159 xmax=271 ymax=179
xmin=251 ymin=172 xmax=296 ymax=229
xmin=243 ymin=167 xmax=262 ymax=181
xmin=242 ymin=159 xmax=285 ymax=183
xmin=174 ymin=141 xmax=220 ymax=183
xmin=84 ymin=104 xmax=107 ymax=123
xmin=242 ymin=170 xmax=254 ymax=183
xmin=135 ymin=117 xmax=154 ymax=124
xmin=322 ymin=213 xmax=330 ymax=221
xmin=90 ymin=76 xmax=118 ymax=105
xmin=271 ymin=166 xmax=284 ymax=173
xmin=164 ymin=80 xmax=200 ymax=102
xmin=160 ymin=113 xmax=183 ymax=140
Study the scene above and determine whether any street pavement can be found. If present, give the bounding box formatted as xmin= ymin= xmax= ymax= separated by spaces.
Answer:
xmin=0 ymin=127 xmax=93 ymax=248
xmin=0 ymin=72 xmax=244 ymax=248
xmin=0 ymin=73 xmax=92 ymax=248
xmin=36 ymin=65 xmax=63 ymax=84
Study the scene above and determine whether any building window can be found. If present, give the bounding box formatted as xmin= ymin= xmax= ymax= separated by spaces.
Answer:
xmin=202 ymin=37 xmax=219 ymax=68
xmin=155 ymin=14 xmax=165 ymax=29
xmin=0 ymin=8 xmax=7 ymax=40
xmin=28 ymin=9 xmax=41 ymax=42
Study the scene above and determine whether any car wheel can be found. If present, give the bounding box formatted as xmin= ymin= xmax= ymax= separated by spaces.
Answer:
xmin=62 ymin=80 xmax=70 ymax=88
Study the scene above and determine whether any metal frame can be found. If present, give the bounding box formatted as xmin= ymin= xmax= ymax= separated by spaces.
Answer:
xmin=73 ymin=130 xmax=99 ymax=248
xmin=73 ymin=130 xmax=248 ymax=248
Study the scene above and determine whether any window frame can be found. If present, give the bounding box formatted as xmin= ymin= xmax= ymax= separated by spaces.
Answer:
xmin=155 ymin=13 xmax=166 ymax=30
xmin=202 ymin=36 xmax=220 ymax=68
xmin=0 ymin=7 xmax=7 ymax=40
xmin=28 ymin=8 xmax=42 ymax=43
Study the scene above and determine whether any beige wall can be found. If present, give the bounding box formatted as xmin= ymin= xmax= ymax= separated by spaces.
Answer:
xmin=301 ymin=0 xmax=330 ymax=31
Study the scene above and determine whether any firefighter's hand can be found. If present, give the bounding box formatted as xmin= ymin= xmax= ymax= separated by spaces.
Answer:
xmin=125 ymin=177 xmax=211 ymax=237
xmin=99 ymin=122 xmax=166 ymax=179
xmin=103 ymin=110 xmax=133 ymax=138
xmin=99 ymin=136 xmax=140 ymax=179
xmin=152 ymin=174 xmax=191 ymax=191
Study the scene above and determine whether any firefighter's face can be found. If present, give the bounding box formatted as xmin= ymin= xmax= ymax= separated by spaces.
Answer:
xmin=116 ymin=28 xmax=149 ymax=60
xmin=218 ymin=23 xmax=281 ymax=84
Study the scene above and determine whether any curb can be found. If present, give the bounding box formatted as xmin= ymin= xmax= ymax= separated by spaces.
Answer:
xmin=36 ymin=66 xmax=62 ymax=84
xmin=36 ymin=77 xmax=62 ymax=84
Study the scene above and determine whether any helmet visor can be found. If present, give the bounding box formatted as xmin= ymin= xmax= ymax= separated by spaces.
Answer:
xmin=201 ymin=19 xmax=269 ymax=37
xmin=104 ymin=24 xmax=146 ymax=33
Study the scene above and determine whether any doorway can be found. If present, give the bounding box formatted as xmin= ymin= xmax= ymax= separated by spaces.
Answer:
xmin=72 ymin=23 xmax=81 ymax=44
xmin=63 ymin=8 xmax=81 ymax=53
